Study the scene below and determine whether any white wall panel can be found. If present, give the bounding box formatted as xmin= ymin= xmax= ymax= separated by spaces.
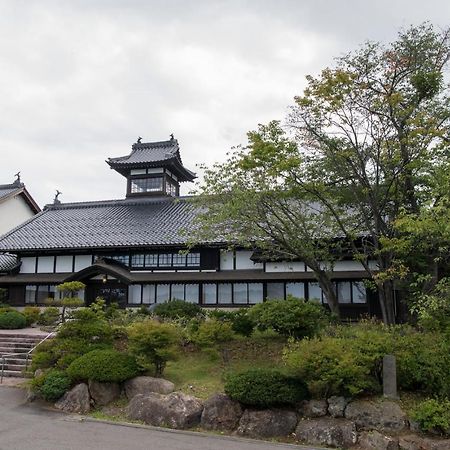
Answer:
xmin=37 ymin=256 xmax=54 ymax=273
xmin=20 ymin=257 xmax=36 ymax=274
xmin=265 ymin=261 xmax=305 ymax=273
xmin=220 ymin=251 xmax=234 ymax=270
xmin=55 ymin=255 xmax=73 ymax=273
xmin=235 ymin=251 xmax=263 ymax=270
xmin=74 ymin=255 xmax=92 ymax=272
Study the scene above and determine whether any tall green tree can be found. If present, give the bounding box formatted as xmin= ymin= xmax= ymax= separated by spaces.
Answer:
xmin=194 ymin=24 xmax=450 ymax=324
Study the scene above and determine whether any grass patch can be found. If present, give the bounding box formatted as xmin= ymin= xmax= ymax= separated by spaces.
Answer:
xmin=165 ymin=334 xmax=287 ymax=399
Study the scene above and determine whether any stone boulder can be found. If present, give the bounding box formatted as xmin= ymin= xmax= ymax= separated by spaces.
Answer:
xmin=399 ymin=435 xmax=450 ymax=450
xmin=345 ymin=400 xmax=407 ymax=432
xmin=358 ymin=430 xmax=399 ymax=450
xmin=327 ymin=396 xmax=349 ymax=418
xmin=88 ymin=380 xmax=120 ymax=406
xmin=236 ymin=409 xmax=297 ymax=438
xmin=295 ymin=418 xmax=357 ymax=449
xmin=126 ymin=392 xmax=203 ymax=429
xmin=124 ymin=376 xmax=175 ymax=400
xmin=55 ymin=383 xmax=90 ymax=414
xmin=298 ymin=399 xmax=328 ymax=418
xmin=200 ymin=393 xmax=243 ymax=431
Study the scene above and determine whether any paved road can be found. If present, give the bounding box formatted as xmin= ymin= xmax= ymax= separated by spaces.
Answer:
xmin=0 ymin=387 xmax=326 ymax=450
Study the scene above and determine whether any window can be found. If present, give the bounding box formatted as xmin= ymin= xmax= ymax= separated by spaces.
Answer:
xmin=142 ymin=285 xmax=155 ymax=304
xmin=25 ymin=285 xmax=37 ymax=304
xmin=172 ymin=253 xmax=186 ymax=267
xmin=130 ymin=177 xmax=163 ymax=193
xmin=352 ymin=281 xmax=367 ymax=304
xmin=171 ymin=284 xmax=185 ymax=301
xmin=185 ymin=284 xmax=199 ymax=303
xmin=248 ymin=283 xmax=264 ymax=304
xmin=286 ymin=282 xmax=305 ymax=299
xmin=145 ymin=254 xmax=158 ymax=267
xmin=128 ymin=285 xmax=142 ymax=304
xmin=166 ymin=180 xmax=177 ymax=196
xmin=186 ymin=253 xmax=200 ymax=267
xmin=131 ymin=254 xmax=145 ymax=268
xmin=159 ymin=254 xmax=172 ymax=267
xmin=110 ymin=255 xmax=129 ymax=266
xmin=218 ymin=283 xmax=232 ymax=304
xmin=266 ymin=283 xmax=284 ymax=300
xmin=203 ymin=284 xmax=217 ymax=304
xmin=308 ymin=282 xmax=323 ymax=303
xmin=233 ymin=283 xmax=247 ymax=304
xmin=337 ymin=281 xmax=352 ymax=304
xmin=156 ymin=284 xmax=170 ymax=303
xmin=36 ymin=285 xmax=56 ymax=304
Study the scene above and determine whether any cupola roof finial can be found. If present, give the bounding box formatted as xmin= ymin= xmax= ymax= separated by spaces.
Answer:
xmin=13 ymin=171 xmax=21 ymax=185
xmin=136 ymin=136 xmax=142 ymax=144
xmin=54 ymin=189 xmax=62 ymax=205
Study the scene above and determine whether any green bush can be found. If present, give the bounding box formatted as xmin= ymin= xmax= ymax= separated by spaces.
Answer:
xmin=153 ymin=300 xmax=203 ymax=321
xmin=208 ymin=309 xmax=255 ymax=337
xmin=0 ymin=310 xmax=27 ymax=329
xmin=128 ymin=320 xmax=180 ymax=376
xmin=283 ymin=336 xmax=372 ymax=398
xmin=248 ymin=296 xmax=329 ymax=338
xmin=224 ymin=368 xmax=309 ymax=407
xmin=23 ymin=306 xmax=41 ymax=326
xmin=37 ymin=307 xmax=60 ymax=326
xmin=412 ymin=398 xmax=450 ymax=435
xmin=67 ymin=349 xmax=139 ymax=383
xmin=32 ymin=369 xmax=72 ymax=402
xmin=191 ymin=319 xmax=236 ymax=347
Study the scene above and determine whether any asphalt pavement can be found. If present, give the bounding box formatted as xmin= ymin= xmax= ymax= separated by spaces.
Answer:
xmin=0 ymin=386 xmax=327 ymax=450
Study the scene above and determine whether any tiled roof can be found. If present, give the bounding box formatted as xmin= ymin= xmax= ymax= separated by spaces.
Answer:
xmin=107 ymin=138 xmax=196 ymax=181
xmin=0 ymin=183 xmax=22 ymax=201
xmin=0 ymin=253 xmax=19 ymax=272
xmin=0 ymin=197 xmax=213 ymax=252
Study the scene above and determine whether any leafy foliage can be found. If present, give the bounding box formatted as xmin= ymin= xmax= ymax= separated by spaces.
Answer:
xmin=127 ymin=320 xmax=180 ymax=376
xmin=37 ymin=307 xmax=60 ymax=326
xmin=190 ymin=319 xmax=236 ymax=347
xmin=23 ymin=306 xmax=41 ymax=326
xmin=67 ymin=349 xmax=139 ymax=383
xmin=413 ymin=398 xmax=450 ymax=435
xmin=224 ymin=368 xmax=309 ymax=407
xmin=153 ymin=300 xmax=203 ymax=322
xmin=32 ymin=369 xmax=71 ymax=401
xmin=248 ymin=296 xmax=329 ymax=338
xmin=207 ymin=309 xmax=255 ymax=337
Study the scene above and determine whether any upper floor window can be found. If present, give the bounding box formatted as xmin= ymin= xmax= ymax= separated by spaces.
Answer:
xmin=129 ymin=252 xmax=201 ymax=269
xmin=130 ymin=177 xmax=163 ymax=193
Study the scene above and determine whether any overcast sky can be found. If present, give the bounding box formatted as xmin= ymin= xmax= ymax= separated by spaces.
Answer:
xmin=0 ymin=0 xmax=449 ymax=207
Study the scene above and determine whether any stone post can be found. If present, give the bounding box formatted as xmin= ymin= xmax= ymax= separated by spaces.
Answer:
xmin=383 ymin=354 xmax=398 ymax=399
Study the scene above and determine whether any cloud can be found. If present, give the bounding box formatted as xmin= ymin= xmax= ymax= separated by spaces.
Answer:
xmin=0 ymin=0 xmax=448 ymax=205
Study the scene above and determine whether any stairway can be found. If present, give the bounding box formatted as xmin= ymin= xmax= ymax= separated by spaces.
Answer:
xmin=0 ymin=333 xmax=49 ymax=379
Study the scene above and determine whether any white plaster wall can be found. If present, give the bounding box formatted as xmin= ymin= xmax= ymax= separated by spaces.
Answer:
xmin=74 ymin=255 xmax=92 ymax=271
xmin=20 ymin=257 xmax=36 ymax=273
xmin=235 ymin=251 xmax=263 ymax=270
xmin=37 ymin=256 xmax=55 ymax=273
xmin=306 ymin=260 xmax=379 ymax=272
xmin=265 ymin=261 xmax=305 ymax=273
xmin=220 ymin=250 xmax=234 ymax=270
xmin=55 ymin=255 xmax=73 ymax=273
xmin=0 ymin=195 xmax=36 ymax=236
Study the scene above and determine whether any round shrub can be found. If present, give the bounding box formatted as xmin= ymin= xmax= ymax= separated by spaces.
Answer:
xmin=413 ymin=398 xmax=450 ymax=435
xmin=67 ymin=349 xmax=139 ymax=383
xmin=191 ymin=319 xmax=236 ymax=347
xmin=153 ymin=300 xmax=203 ymax=321
xmin=0 ymin=310 xmax=27 ymax=329
xmin=37 ymin=307 xmax=60 ymax=326
xmin=33 ymin=369 xmax=72 ymax=401
xmin=248 ymin=296 xmax=329 ymax=338
xmin=23 ymin=306 xmax=41 ymax=326
xmin=224 ymin=368 xmax=309 ymax=407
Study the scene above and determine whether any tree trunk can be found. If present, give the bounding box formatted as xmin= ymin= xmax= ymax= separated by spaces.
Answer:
xmin=315 ymin=270 xmax=340 ymax=318
xmin=377 ymin=280 xmax=396 ymax=325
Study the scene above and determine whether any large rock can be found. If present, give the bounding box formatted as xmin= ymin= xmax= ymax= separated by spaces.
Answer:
xmin=236 ymin=409 xmax=297 ymax=438
xmin=399 ymin=435 xmax=450 ymax=450
xmin=124 ymin=376 xmax=175 ymax=400
xmin=345 ymin=400 xmax=407 ymax=432
xmin=328 ymin=396 xmax=349 ymax=418
xmin=358 ymin=430 xmax=399 ymax=450
xmin=295 ymin=418 xmax=357 ymax=449
xmin=126 ymin=392 xmax=203 ymax=429
xmin=88 ymin=380 xmax=120 ymax=406
xmin=298 ymin=399 xmax=328 ymax=418
xmin=200 ymin=393 xmax=242 ymax=431
xmin=55 ymin=383 xmax=90 ymax=414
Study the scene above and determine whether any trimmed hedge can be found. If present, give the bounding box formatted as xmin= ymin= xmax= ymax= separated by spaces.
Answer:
xmin=67 ymin=349 xmax=139 ymax=383
xmin=153 ymin=300 xmax=203 ymax=321
xmin=0 ymin=311 xmax=27 ymax=329
xmin=224 ymin=368 xmax=309 ymax=407
xmin=33 ymin=370 xmax=72 ymax=401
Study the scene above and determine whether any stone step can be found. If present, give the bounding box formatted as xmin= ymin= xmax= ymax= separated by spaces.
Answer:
xmin=2 ymin=364 xmax=26 ymax=371
xmin=0 ymin=341 xmax=35 ymax=348
xmin=0 ymin=347 xmax=32 ymax=354
xmin=0 ymin=369 xmax=30 ymax=378
xmin=0 ymin=337 xmax=42 ymax=343
xmin=2 ymin=357 xmax=30 ymax=364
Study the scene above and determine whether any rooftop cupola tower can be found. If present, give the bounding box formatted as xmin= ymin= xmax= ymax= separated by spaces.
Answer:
xmin=107 ymin=136 xmax=197 ymax=198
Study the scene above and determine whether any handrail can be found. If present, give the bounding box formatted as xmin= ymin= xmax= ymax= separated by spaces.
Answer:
xmin=0 ymin=327 xmax=59 ymax=384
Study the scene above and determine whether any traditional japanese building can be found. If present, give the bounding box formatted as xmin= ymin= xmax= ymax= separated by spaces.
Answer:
xmin=0 ymin=137 xmax=379 ymax=318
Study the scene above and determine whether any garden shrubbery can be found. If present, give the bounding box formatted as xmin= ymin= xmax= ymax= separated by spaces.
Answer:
xmin=0 ymin=310 xmax=27 ymax=329
xmin=412 ymin=398 xmax=450 ymax=435
xmin=32 ymin=369 xmax=72 ymax=401
xmin=67 ymin=349 xmax=140 ymax=383
xmin=248 ymin=296 xmax=330 ymax=338
xmin=153 ymin=300 xmax=203 ymax=321
xmin=225 ymin=368 xmax=309 ymax=407
xmin=191 ymin=319 xmax=236 ymax=347
xmin=23 ymin=306 xmax=41 ymax=326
